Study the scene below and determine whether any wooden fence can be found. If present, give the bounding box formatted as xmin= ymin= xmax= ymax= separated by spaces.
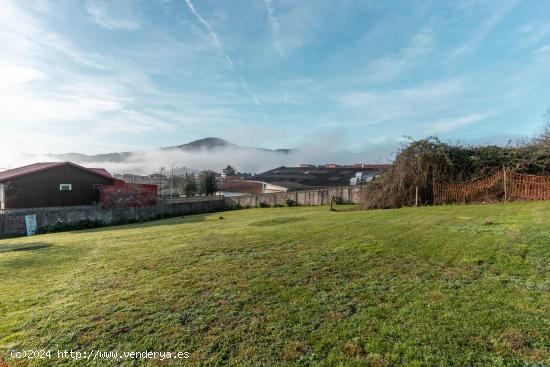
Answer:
xmin=433 ymin=170 xmax=550 ymax=204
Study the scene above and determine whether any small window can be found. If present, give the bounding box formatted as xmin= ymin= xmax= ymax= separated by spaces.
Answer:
xmin=59 ymin=184 xmax=72 ymax=191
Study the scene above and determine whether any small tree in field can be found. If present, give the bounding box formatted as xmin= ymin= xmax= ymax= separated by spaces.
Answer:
xmin=181 ymin=173 xmax=198 ymax=197
xmin=198 ymin=170 xmax=218 ymax=195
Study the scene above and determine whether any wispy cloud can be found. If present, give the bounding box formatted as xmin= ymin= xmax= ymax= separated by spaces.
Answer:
xmin=429 ymin=113 xmax=493 ymax=133
xmin=339 ymin=79 xmax=466 ymax=123
xmin=446 ymin=0 xmax=517 ymax=63
xmin=85 ymin=0 xmax=142 ymax=30
xmin=262 ymin=0 xmax=283 ymax=56
xmin=367 ymin=27 xmax=433 ymax=81
xmin=0 ymin=0 xmax=181 ymax=150
xmin=184 ymin=0 xmax=222 ymax=50
xmin=184 ymin=0 xmax=265 ymax=116
xmin=519 ymin=23 xmax=550 ymax=48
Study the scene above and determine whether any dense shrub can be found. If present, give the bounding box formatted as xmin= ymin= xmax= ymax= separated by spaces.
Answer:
xmin=363 ymin=126 xmax=550 ymax=209
xmin=286 ymin=198 xmax=297 ymax=207
xmin=258 ymin=202 xmax=270 ymax=208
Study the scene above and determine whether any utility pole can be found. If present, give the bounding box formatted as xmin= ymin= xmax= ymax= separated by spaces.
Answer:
xmin=170 ymin=162 xmax=177 ymax=198
xmin=160 ymin=167 xmax=165 ymax=197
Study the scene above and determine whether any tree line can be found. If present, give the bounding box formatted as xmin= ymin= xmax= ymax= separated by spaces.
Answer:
xmin=179 ymin=165 xmax=252 ymax=197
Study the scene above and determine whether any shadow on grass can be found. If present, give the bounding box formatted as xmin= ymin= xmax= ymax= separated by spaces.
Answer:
xmin=73 ymin=212 xmax=213 ymax=234
xmin=0 ymin=243 xmax=51 ymax=253
xmin=250 ymin=216 xmax=307 ymax=227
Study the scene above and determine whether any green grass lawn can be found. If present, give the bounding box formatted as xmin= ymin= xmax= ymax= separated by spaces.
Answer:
xmin=1 ymin=202 xmax=549 ymax=366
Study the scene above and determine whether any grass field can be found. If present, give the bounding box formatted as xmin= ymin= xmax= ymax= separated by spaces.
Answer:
xmin=1 ymin=202 xmax=549 ymax=366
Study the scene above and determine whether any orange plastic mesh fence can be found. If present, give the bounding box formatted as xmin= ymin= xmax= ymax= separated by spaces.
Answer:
xmin=433 ymin=171 xmax=550 ymax=204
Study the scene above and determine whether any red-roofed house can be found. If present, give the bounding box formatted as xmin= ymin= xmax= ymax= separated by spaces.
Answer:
xmin=0 ymin=162 xmax=128 ymax=209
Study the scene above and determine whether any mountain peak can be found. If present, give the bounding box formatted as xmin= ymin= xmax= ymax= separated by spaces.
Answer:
xmin=166 ymin=137 xmax=237 ymax=151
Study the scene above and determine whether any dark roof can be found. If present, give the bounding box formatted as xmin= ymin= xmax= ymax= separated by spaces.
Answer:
xmin=0 ymin=162 xmax=118 ymax=183
xmin=248 ymin=166 xmax=387 ymax=189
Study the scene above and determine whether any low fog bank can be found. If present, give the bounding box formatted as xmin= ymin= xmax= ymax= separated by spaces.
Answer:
xmin=0 ymin=142 xmax=398 ymax=175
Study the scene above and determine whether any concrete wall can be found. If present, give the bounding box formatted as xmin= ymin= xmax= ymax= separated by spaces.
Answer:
xmin=226 ymin=185 xmax=366 ymax=208
xmin=0 ymin=185 xmax=366 ymax=238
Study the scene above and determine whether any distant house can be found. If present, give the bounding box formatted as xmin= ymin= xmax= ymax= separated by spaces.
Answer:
xmin=0 ymin=162 xmax=155 ymax=209
xmin=242 ymin=165 xmax=389 ymax=191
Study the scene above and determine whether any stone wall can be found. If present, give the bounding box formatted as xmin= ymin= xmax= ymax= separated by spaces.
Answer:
xmin=0 ymin=185 xmax=366 ymax=238
xmin=0 ymin=196 xmax=226 ymax=238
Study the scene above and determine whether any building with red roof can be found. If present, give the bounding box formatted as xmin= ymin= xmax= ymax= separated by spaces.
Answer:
xmin=0 ymin=162 xmax=151 ymax=209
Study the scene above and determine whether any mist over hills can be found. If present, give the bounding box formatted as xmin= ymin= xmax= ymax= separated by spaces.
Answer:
xmin=46 ymin=137 xmax=298 ymax=175
xmin=52 ymin=137 xmax=294 ymax=164
xmin=1 ymin=136 xmax=393 ymax=175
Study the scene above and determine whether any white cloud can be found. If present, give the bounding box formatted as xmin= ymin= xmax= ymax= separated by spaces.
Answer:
xmin=367 ymin=27 xmax=433 ymax=81
xmin=184 ymin=0 xmax=265 ymax=117
xmin=533 ymin=44 xmax=550 ymax=62
xmin=428 ymin=113 xmax=492 ymax=133
xmin=85 ymin=0 xmax=142 ymax=30
xmin=446 ymin=0 xmax=517 ymax=62
xmin=0 ymin=65 xmax=47 ymax=85
xmin=519 ymin=23 xmax=550 ymax=48
xmin=0 ymin=0 xmax=109 ymax=69
xmin=263 ymin=0 xmax=283 ymax=56
xmin=184 ymin=0 xmax=223 ymax=51
xmin=0 ymin=0 xmax=185 ymax=150
xmin=339 ymin=79 xmax=466 ymax=122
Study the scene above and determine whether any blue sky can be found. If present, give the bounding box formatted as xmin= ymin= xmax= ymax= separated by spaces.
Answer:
xmin=0 ymin=0 xmax=549 ymax=161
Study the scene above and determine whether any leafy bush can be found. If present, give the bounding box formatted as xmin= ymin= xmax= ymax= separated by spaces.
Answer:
xmin=362 ymin=131 xmax=550 ymax=209
xmin=286 ymin=198 xmax=297 ymax=207
xmin=258 ymin=202 xmax=270 ymax=208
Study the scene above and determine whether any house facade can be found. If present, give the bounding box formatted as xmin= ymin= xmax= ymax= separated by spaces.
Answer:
xmin=0 ymin=162 xmax=123 ymax=209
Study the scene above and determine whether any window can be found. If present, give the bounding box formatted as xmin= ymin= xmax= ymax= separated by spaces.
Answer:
xmin=59 ymin=184 xmax=72 ymax=191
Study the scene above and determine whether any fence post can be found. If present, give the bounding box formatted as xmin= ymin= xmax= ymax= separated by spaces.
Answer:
xmin=415 ymin=186 xmax=419 ymax=207
xmin=432 ymin=177 xmax=436 ymax=205
xmin=503 ymin=166 xmax=507 ymax=202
